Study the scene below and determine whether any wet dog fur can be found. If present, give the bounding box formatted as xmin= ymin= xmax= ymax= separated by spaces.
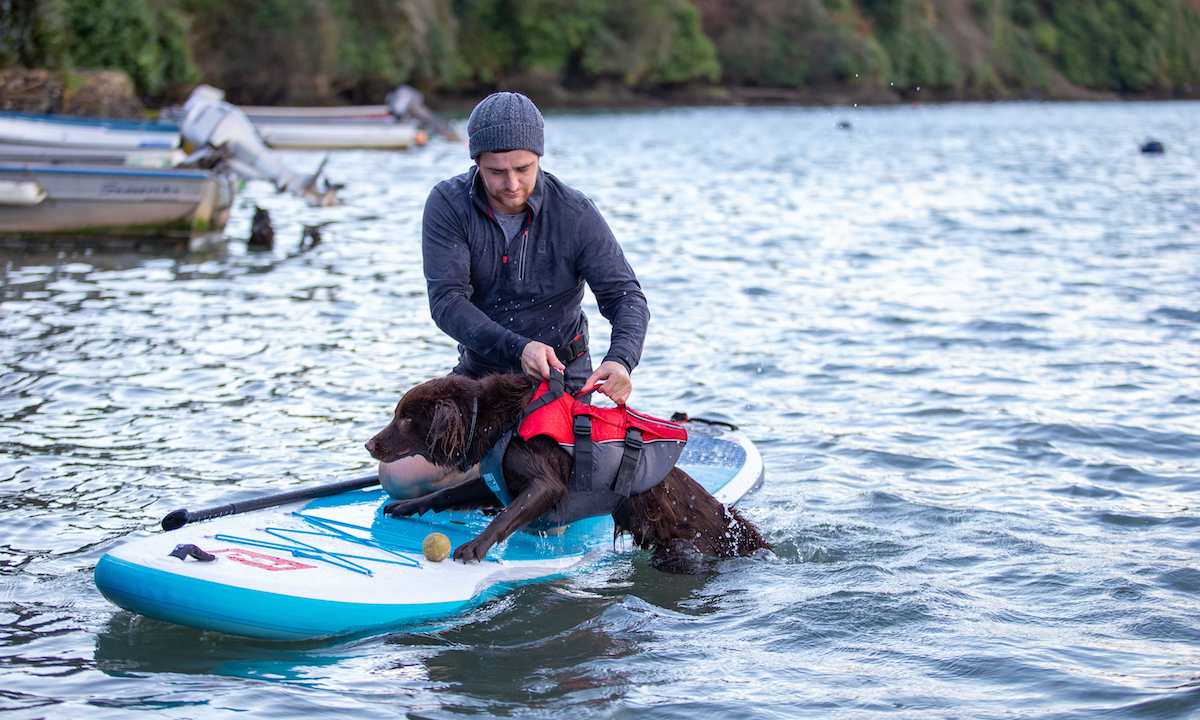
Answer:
xmin=365 ymin=373 xmax=769 ymax=572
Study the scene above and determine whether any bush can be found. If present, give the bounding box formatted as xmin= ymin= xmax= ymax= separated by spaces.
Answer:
xmin=862 ymin=0 xmax=961 ymax=89
xmin=1032 ymin=20 xmax=1057 ymax=53
xmin=454 ymin=0 xmax=719 ymax=89
xmin=2 ymin=0 xmax=197 ymax=96
xmin=63 ymin=0 xmax=198 ymax=95
xmin=694 ymin=0 xmax=884 ymax=87
xmin=1 ymin=0 xmax=63 ymax=69
xmin=1050 ymin=0 xmax=1200 ymax=91
xmin=179 ymin=0 xmax=456 ymax=105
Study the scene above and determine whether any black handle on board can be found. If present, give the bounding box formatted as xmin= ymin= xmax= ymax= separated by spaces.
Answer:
xmin=160 ymin=474 xmax=381 ymax=531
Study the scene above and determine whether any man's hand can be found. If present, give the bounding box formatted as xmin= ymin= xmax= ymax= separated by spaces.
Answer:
xmin=520 ymin=340 xmax=566 ymax=381
xmin=583 ymin=360 xmax=632 ymax=406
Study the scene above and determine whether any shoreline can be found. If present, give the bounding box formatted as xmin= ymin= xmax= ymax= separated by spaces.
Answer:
xmin=4 ymin=67 xmax=1198 ymax=120
xmin=340 ymin=76 xmax=1199 ymax=115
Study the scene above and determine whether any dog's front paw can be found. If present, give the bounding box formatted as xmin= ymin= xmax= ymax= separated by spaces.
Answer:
xmin=384 ymin=498 xmax=431 ymax=517
xmin=453 ymin=538 xmax=493 ymax=563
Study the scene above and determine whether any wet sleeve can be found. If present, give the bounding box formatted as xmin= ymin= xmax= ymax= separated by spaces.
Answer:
xmin=574 ymin=202 xmax=650 ymax=372
xmin=422 ymin=187 xmax=529 ymax=368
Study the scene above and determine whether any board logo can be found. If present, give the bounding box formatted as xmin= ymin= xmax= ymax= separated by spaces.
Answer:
xmin=213 ymin=548 xmax=316 ymax=571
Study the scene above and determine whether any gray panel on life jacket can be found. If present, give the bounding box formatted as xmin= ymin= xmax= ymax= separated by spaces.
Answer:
xmin=478 ymin=427 xmax=686 ymax=532
xmin=561 ymin=438 xmax=682 ymax=495
xmin=524 ymin=437 xmax=684 ymax=531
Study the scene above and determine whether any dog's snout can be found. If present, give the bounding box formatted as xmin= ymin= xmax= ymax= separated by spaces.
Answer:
xmin=365 ymin=438 xmax=375 ymax=453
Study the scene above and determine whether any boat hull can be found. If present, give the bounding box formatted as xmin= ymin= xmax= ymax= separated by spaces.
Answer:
xmin=251 ymin=119 xmax=424 ymax=149
xmin=0 ymin=164 xmax=235 ymax=250
xmin=240 ymin=104 xmax=394 ymax=121
xmin=0 ymin=111 xmax=180 ymax=151
xmin=0 ymin=141 xmax=186 ymax=168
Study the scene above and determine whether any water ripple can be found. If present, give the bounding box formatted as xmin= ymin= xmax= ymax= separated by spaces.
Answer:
xmin=2 ymin=101 xmax=1200 ymax=718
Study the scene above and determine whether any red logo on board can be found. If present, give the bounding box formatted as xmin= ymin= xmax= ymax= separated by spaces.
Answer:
xmin=213 ymin=548 xmax=316 ymax=571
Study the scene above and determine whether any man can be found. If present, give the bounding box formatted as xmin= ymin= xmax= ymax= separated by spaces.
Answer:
xmin=379 ymin=91 xmax=650 ymax=498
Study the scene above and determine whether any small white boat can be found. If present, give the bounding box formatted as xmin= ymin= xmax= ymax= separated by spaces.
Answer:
xmin=0 ymin=111 xmax=180 ymax=151
xmin=180 ymin=84 xmax=458 ymax=147
xmin=238 ymin=102 xmax=393 ymax=121
xmin=0 ymin=163 xmax=236 ymax=250
xmin=0 ymin=142 xmax=186 ymax=168
xmin=249 ymin=118 xmax=426 ymax=150
xmin=0 ymin=108 xmax=341 ymax=207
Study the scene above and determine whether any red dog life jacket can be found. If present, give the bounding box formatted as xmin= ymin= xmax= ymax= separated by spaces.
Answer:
xmin=480 ymin=372 xmax=688 ymax=531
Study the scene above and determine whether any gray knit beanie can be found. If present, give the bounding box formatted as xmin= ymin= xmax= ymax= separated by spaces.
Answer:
xmin=467 ymin=92 xmax=545 ymax=158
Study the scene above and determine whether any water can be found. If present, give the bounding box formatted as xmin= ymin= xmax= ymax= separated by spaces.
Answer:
xmin=2 ymin=101 xmax=1199 ymax=718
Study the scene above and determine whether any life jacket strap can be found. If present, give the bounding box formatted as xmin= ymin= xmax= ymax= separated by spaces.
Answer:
xmin=480 ymin=430 xmax=514 ymax=506
xmin=571 ymin=414 xmax=592 ymax=492
xmin=612 ymin=426 xmax=643 ymax=498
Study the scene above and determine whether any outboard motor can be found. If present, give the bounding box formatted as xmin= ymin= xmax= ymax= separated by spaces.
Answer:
xmin=183 ymin=84 xmax=227 ymax=111
xmin=386 ymin=85 xmax=461 ymax=142
xmin=180 ymin=100 xmax=340 ymax=207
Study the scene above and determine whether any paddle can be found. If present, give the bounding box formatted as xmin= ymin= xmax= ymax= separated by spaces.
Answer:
xmin=160 ymin=474 xmax=380 ymax=531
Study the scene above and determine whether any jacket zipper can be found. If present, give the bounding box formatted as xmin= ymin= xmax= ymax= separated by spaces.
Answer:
xmin=517 ymin=228 xmax=529 ymax=282
xmin=493 ymin=206 xmax=532 ymax=282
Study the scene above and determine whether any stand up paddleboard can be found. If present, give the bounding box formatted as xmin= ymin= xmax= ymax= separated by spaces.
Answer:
xmin=94 ymin=417 xmax=764 ymax=641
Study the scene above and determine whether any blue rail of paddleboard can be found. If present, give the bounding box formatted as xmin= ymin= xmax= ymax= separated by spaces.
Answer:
xmin=94 ymin=555 xmax=466 ymax=641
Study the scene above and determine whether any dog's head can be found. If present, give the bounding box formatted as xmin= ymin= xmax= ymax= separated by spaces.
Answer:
xmin=365 ymin=375 xmax=479 ymax=467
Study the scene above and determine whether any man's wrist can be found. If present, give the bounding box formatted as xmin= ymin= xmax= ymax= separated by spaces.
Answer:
xmin=602 ymin=356 xmax=632 ymax=374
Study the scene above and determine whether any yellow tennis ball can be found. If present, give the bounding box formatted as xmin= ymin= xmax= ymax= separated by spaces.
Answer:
xmin=422 ymin=532 xmax=451 ymax=562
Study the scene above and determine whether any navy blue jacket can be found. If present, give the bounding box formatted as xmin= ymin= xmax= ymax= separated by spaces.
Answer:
xmin=422 ymin=165 xmax=649 ymax=380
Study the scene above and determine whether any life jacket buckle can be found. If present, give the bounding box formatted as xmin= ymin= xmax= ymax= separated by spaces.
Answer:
xmin=554 ymin=333 xmax=588 ymax=365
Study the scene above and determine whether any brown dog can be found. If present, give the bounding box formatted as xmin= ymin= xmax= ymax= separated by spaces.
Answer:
xmin=365 ymin=372 xmax=770 ymax=572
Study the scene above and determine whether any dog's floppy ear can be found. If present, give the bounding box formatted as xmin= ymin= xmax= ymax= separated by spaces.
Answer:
xmin=428 ymin=398 xmax=468 ymax=464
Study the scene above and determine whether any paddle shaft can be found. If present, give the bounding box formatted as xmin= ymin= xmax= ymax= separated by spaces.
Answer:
xmin=160 ymin=474 xmax=380 ymax=531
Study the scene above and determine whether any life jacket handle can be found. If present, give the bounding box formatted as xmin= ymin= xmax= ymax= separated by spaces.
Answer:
xmin=522 ymin=367 xmax=567 ymax=420
xmin=572 ymin=385 xmax=598 ymax=403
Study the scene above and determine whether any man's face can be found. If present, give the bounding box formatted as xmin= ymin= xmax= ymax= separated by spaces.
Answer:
xmin=475 ymin=150 xmax=539 ymax=215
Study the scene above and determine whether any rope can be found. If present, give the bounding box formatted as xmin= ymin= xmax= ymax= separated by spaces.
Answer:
xmin=214 ymin=509 xmax=424 ymax=576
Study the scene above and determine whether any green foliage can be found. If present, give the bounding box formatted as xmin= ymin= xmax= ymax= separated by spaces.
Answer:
xmin=1008 ymin=0 xmax=1035 ymax=26
xmin=327 ymin=0 xmax=457 ymax=92
xmin=1032 ymin=20 xmax=1057 ymax=53
xmin=179 ymin=0 xmax=457 ymax=104
xmin=1 ymin=0 xmax=65 ymax=68
xmin=859 ymin=0 xmax=908 ymax=30
xmin=453 ymin=0 xmax=719 ymax=88
xmin=1 ymin=0 xmax=197 ymax=94
xmin=860 ymin=0 xmax=961 ymax=89
xmin=62 ymin=0 xmax=198 ymax=94
xmin=964 ymin=0 xmax=1049 ymax=93
xmin=991 ymin=12 xmax=1047 ymax=89
xmin=1163 ymin=0 xmax=1200 ymax=86
xmin=880 ymin=22 xmax=960 ymax=89
xmin=698 ymin=0 xmax=885 ymax=87
xmin=178 ymin=0 xmax=320 ymax=103
xmin=10 ymin=0 xmax=1200 ymax=102
xmin=1050 ymin=0 xmax=1200 ymax=91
